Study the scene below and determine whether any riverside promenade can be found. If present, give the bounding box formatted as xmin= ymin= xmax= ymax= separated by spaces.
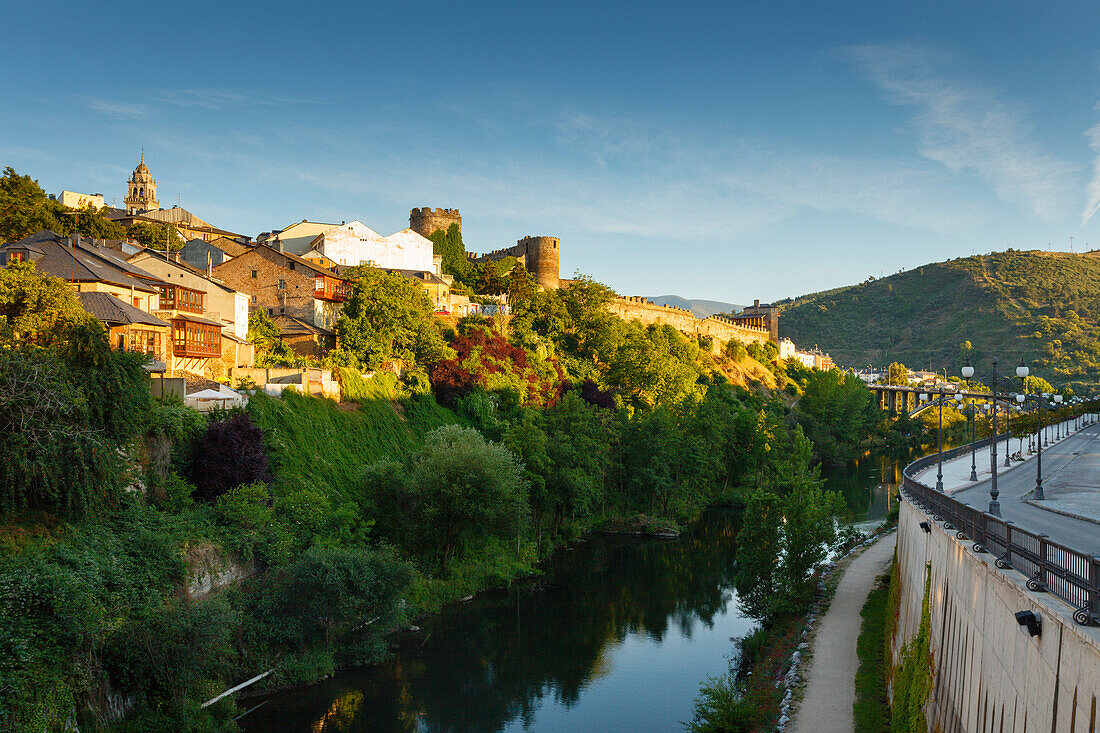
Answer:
xmin=913 ymin=418 xmax=1100 ymax=552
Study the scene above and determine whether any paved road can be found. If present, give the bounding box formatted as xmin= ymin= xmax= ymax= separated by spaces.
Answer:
xmin=952 ymin=422 xmax=1100 ymax=554
xmin=790 ymin=535 xmax=896 ymax=733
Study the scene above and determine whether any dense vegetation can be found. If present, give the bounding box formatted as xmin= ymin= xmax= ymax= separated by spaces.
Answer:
xmin=1 ymin=167 xmax=179 ymax=247
xmin=0 ymin=251 xmax=894 ymax=730
xmin=779 ymin=249 xmax=1100 ymax=392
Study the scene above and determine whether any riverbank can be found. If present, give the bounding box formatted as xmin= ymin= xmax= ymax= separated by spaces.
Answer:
xmin=788 ymin=532 xmax=896 ymax=733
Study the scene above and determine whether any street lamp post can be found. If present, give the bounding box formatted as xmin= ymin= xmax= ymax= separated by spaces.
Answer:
xmin=1054 ymin=394 xmax=1063 ymax=440
xmin=961 ymin=361 xmax=978 ymax=481
xmin=990 ymin=358 xmax=1002 ymax=516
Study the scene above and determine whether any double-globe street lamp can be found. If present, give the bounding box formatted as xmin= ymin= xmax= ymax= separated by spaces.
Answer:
xmin=920 ymin=385 xmax=955 ymax=492
xmin=960 ymin=358 xmax=1029 ymax=516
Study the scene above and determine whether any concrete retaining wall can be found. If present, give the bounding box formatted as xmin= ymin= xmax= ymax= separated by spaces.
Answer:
xmin=894 ymin=501 xmax=1100 ymax=731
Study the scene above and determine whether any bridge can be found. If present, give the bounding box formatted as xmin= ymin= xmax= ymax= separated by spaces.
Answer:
xmin=867 ymin=383 xmax=1016 ymax=418
xmin=892 ymin=417 xmax=1100 ymax=730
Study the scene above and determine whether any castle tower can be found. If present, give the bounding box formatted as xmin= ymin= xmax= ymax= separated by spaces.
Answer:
xmin=124 ymin=153 xmax=159 ymax=215
xmin=409 ymin=207 xmax=461 ymax=238
xmin=518 ymin=236 xmax=560 ymax=290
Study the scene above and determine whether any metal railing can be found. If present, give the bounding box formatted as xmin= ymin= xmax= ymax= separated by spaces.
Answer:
xmin=902 ymin=439 xmax=1100 ymax=626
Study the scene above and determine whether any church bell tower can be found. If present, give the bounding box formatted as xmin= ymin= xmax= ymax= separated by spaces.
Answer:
xmin=124 ymin=153 xmax=159 ymax=215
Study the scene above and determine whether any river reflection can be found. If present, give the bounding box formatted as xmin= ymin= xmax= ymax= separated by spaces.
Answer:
xmin=240 ymin=452 xmax=910 ymax=733
xmin=240 ymin=512 xmax=750 ymax=732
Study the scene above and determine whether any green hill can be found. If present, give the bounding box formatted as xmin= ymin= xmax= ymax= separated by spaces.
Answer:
xmin=778 ymin=249 xmax=1100 ymax=392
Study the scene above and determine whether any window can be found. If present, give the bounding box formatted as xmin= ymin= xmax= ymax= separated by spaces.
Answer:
xmin=278 ymin=279 xmax=286 ymax=290
xmin=251 ymin=270 xmax=258 ymax=278
xmin=7 ymin=252 xmax=25 ymax=264
xmin=250 ymin=295 xmax=256 ymax=303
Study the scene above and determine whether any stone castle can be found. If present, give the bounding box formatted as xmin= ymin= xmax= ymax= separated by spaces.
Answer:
xmin=409 ymin=206 xmax=781 ymax=351
xmin=410 ymin=207 xmax=561 ymax=290
xmin=409 ymin=207 xmax=461 ymax=240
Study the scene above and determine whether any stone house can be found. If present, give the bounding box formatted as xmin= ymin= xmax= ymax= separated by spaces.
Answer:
xmin=212 ymin=244 xmax=349 ymax=334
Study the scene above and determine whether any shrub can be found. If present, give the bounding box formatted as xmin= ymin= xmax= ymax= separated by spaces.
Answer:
xmin=188 ymin=412 xmax=273 ymax=502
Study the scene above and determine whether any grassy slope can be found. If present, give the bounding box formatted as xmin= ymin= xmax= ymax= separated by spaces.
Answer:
xmin=779 ymin=250 xmax=1100 ymax=389
xmin=246 ymin=372 xmax=460 ymax=499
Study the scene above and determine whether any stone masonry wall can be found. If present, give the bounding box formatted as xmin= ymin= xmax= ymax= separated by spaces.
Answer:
xmin=409 ymin=207 xmax=461 ymax=238
xmin=607 ymin=296 xmax=771 ymax=349
xmin=894 ymin=500 xmax=1100 ymax=731
xmin=212 ymin=250 xmax=317 ymax=325
xmin=468 ymin=236 xmax=561 ymax=290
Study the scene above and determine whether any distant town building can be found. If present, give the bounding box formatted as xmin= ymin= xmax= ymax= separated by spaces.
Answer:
xmin=255 ymin=220 xmax=339 ymax=256
xmin=307 ymin=220 xmax=436 ymax=271
xmin=177 ymin=236 xmax=252 ymax=271
xmin=55 ymin=191 xmax=105 ymax=209
xmin=731 ymin=300 xmax=780 ymax=343
xmin=212 ymin=244 xmax=349 ymax=334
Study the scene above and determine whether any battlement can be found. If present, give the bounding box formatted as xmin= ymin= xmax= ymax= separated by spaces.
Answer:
xmin=409 ymin=207 xmax=462 ymax=238
xmin=411 ymin=207 xmax=460 ymax=216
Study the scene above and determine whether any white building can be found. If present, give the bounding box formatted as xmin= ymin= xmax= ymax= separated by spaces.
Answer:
xmin=56 ymin=191 xmax=106 ymax=209
xmin=307 ymin=220 xmax=436 ymax=272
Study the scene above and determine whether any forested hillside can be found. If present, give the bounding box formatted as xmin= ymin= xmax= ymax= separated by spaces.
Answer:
xmin=779 ymin=249 xmax=1100 ymax=391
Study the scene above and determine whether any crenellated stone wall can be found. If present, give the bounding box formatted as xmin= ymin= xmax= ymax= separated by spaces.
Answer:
xmin=468 ymin=235 xmax=561 ymax=289
xmin=409 ymin=207 xmax=461 ymax=239
xmin=607 ymin=296 xmax=771 ymax=350
xmin=894 ymin=500 xmax=1100 ymax=731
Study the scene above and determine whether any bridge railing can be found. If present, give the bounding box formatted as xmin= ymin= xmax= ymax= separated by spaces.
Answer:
xmin=902 ymin=441 xmax=1100 ymax=626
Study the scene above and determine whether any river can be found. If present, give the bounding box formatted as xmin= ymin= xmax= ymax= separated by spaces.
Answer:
xmin=238 ymin=451 xmax=907 ymax=732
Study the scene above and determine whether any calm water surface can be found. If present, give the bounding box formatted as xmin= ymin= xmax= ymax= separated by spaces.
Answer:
xmin=239 ymin=453 xmax=906 ymax=733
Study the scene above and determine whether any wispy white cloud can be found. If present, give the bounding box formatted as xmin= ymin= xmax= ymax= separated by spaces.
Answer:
xmin=845 ymin=42 xmax=1077 ymax=219
xmin=84 ymin=97 xmax=148 ymax=119
xmin=1082 ymin=119 xmax=1100 ymax=223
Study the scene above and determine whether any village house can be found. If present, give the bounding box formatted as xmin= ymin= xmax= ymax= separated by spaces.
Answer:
xmin=127 ymin=249 xmax=254 ymax=374
xmin=212 ymin=244 xmax=348 ymax=356
xmin=255 ymin=220 xmax=339 ymax=256
xmin=305 ymin=220 xmax=437 ymax=271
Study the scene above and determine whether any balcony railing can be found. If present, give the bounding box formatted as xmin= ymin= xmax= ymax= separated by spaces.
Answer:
xmin=171 ymin=319 xmax=221 ymax=359
xmin=314 ymin=276 xmax=350 ymax=302
xmin=902 ymin=440 xmax=1100 ymax=626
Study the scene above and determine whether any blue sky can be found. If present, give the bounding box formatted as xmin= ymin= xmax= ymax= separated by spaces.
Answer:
xmin=5 ymin=1 xmax=1100 ymax=303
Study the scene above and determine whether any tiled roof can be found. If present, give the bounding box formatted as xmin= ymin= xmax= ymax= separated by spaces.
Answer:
xmin=78 ymin=291 xmax=169 ymax=327
xmin=272 ymin=314 xmax=333 ymax=336
xmin=1 ymin=231 xmax=162 ymax=292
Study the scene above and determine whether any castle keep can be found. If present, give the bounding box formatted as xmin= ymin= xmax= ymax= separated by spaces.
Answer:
xmin=409 ymin=207 xmax=561 ymax=290
xmin=468 ymin=236 xmax=561 ymax=290
xmin=409 ymin=207 xmax=461 ymax=239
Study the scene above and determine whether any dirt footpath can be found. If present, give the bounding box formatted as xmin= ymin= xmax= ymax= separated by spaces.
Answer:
xmin=789 ymin=535 xmax=896 ymax=733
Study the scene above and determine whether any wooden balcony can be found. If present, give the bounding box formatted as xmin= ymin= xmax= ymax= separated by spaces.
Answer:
xmin=171 ymin=315 xmax=222 ymax=358
xmin=314 ymin=275 xmax=350 ymax=302
xmin=159 ymin=284 xmax=205 ymax=314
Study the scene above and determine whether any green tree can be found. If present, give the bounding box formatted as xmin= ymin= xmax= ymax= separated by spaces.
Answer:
xmin=0 ymin=261 xmax=95 ymax=346
xmin=126 ymin=221 xmax=180 ymax=250
xmin=886 ymin=362 xmax=909 ymax=386
xmin=507 ymin=263 xmax=538 ymax=307
xmin=335 ymin=266 xmax=450 ymax=371
xmin=795 ymin=369 xmax=876 ymax=463
xmin=0 ymin=167 xmax=66 ymax=241
xmin=365 ymin=425 xmax=529 ymax=571
xmin=429 ymin=223 xmax=476 ymax=286
xmin=735 ymin=477 xmax=842 ymax=625
xmin=71 ymin=204 xmax=126 ymax=239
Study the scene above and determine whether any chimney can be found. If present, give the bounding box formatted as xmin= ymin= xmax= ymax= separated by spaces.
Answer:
xmin=277 ymin=236 xmax=284 ymax=253
xmin=207 ymin=250 xmax=212 ymax=277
